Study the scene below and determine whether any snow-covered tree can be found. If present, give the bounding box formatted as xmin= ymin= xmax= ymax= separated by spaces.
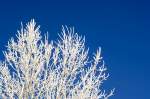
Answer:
xmin=0 ymin=20 xmax=114 ymax=99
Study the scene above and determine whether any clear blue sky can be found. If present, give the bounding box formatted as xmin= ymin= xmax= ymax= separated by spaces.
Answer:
xmin=0 ymin=0 xmax=150 ymax=99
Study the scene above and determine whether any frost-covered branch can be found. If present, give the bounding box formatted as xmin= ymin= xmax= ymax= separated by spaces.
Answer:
xmin=0 ymin=20 xmax=114 ymax=99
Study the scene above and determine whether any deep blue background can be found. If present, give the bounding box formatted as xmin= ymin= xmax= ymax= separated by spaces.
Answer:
xmin=0 ymin=0 xmax=150 ymax=98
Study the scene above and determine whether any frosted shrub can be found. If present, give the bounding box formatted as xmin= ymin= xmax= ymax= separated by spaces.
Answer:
xmin=0 ymin=20 xmax=114 ymax=99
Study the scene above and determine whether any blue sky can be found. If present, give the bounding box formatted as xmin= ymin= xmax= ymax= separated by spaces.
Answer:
xmin=0 ymin=0 xmax=150 ymax=98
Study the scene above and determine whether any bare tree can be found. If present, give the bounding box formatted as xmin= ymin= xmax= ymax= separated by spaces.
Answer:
xmin=0 ymin=20 xmax=114 ymax=99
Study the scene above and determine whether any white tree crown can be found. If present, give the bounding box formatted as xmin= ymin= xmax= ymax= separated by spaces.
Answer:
xmin=0 ymin=20 xmax=114 ymax=99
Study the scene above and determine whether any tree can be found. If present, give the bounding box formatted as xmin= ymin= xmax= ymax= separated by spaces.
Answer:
xmin=0 ymin=20 xmax=114 ymax=99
